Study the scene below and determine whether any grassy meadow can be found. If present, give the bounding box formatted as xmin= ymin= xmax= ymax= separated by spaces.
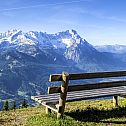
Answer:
xmin=1 ymin=98 xmax=126 ymax=126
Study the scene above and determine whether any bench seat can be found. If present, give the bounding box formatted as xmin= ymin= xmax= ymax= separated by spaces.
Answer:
xmin=31 ymin=86 xmax=126 ymax=106
xmin=31 ymin=71 xmax=126 ymax=118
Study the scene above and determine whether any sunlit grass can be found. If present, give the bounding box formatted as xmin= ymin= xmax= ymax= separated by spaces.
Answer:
xmin=1 ymin=98 xmax=126 ymax=126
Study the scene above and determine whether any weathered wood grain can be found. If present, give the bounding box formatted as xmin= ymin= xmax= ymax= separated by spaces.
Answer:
xmin=48 ymin=80 xmax=126 ymax=94
xmin=31 ymin=86 xmax=126 ymax=105
xmin=57 ymin=72 xmax=69 ymax=118
xmin=49 ymin=71 xmax=126 ymax=82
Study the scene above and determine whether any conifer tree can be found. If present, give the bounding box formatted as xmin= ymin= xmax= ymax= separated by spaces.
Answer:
xmin=2 ymin=100 xmax=9 ymax=111
xmin=21 ymin=99 xmax=28 ymax=108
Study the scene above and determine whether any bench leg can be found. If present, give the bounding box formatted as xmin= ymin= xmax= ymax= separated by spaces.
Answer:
xmin=57 ymin=106 xmax=64 ymax=119
xmin=57 ymin=113 xmax=62 ymax=119
xmin=113 ymin=96 xmax=118 ymax=107
xmin=46 ymin=107 xmax=51 ymax=114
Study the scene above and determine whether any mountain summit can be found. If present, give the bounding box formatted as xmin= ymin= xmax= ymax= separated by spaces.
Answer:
xmin=0 ymin=29 xmax=125 ymax=69
xmin=0 ymin=29 xmax=96 ymax=64
xmin=0 ymin=29 xmax=88 ymax=48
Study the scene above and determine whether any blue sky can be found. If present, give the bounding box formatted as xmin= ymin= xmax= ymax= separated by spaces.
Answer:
xmin=0 ymin=0 xmax=126 ymax=45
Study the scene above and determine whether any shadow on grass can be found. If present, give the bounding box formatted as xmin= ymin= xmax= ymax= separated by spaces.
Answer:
xmin=65 ymin=106 xmax=126 ymax=124
xmin=0 ymin=119 xmax=9 ymax=125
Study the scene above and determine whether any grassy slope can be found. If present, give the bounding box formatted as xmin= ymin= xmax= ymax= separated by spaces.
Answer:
xmin=1 ymin=98 xmax=126 ymax=126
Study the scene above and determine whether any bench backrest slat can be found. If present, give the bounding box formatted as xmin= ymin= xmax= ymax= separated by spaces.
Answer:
xmin=49 ymin=71 xmax=126 ymax=82
xmin=48 ymin=80 xmax=126 ymax=94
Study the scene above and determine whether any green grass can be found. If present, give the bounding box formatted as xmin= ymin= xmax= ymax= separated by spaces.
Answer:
xmin=1 ymin=98 xmax=126 ymax=126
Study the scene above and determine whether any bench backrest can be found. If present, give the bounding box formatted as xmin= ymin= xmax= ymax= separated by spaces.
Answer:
xmin=48 ymin=71 xmax=126 ymax=94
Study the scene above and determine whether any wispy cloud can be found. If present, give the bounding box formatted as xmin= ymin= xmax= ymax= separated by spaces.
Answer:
xmin=1 ymin=11 xmax=15 ymax=17
xmin=103 ymin=16 xmax=126 ymax=23
xmin=72 ymin=7 xmax=126 ymax=23
xmin=0 ymin=0 xmax=92 ymax=12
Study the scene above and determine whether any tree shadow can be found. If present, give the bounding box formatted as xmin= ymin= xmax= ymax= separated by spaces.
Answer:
xmin=65 ymin=106 xmax=126 ymax=124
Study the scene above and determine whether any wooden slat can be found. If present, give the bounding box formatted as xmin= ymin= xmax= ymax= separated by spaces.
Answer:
xmin=66 ymin=93 xmax=121 ymax=102
xmin=32 ymin=88 xmax=126 ymax=104
xmin=32 ymin=86 xmax=126 ymax=100
xmin=31 ymin=93 xmax=60 ymax=99
xmin=33 ymin=96 xmax=59 ymax=105
xmin=66 ymin=89 xmax=126 ymax=102
xmin=32 ymin=86 xmax=126 ymax=98
xmin=66 ymin=88 xmax=126 ymax=98
xmin=48 ymin=80 xmax=126 ymax=94
xmin=42 ymin=100 xmax=59 ymax=105
xmin=35 ymin=86 xmax=126 ymax=100
xmin=32 ymin=89 xmax=125 ymax=103
xmin=67 ymin=87 xmax=126 ymax=97
xmin=37 ymin=89 xmax=125 ymax=103
xmin=49 ymin=71 xmax=126 ymax=82
xmin=31 ymin=86 xmax=126 ymax=105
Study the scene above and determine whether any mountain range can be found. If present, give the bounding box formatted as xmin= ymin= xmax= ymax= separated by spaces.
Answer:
xmin=0 ymin=29 xmax=126 ymax=107
xmin=95 ymin=45 xmax=126 ymax=54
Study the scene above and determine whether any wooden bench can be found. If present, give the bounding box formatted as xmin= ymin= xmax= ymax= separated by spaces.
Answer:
xmin=31 ymin=71 xmax=126 ymax=118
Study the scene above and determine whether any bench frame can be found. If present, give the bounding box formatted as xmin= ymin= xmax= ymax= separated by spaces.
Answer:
xmin=32 ymin=71 xmax=126 ymax=118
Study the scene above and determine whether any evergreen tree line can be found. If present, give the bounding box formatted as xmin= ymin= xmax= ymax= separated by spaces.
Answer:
xmin=2 ymin=99 xmax=28 ymax=111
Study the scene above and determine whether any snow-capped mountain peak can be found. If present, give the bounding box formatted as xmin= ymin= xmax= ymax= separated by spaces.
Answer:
xmin=62 ymin=38 xmax=76 ymax=48
xmin=17 ymin=35 xmax=35 ymax=45
xmin=57 ymin=29 xmax=82 ymax=48
xmin=0 ymin=29 xmax=23 ymax=44
xmin=69 ymin=29 xmax=77 ymax=36
xmin=68 ymin=29 xmax=81 ymax=39
xmin=8 ymin=30 xmax=22 ymax=41
xmin=0 ymin=29 xmax=91 ymax=52
xmin=28 ymin=31 xmax=38 ymax=39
